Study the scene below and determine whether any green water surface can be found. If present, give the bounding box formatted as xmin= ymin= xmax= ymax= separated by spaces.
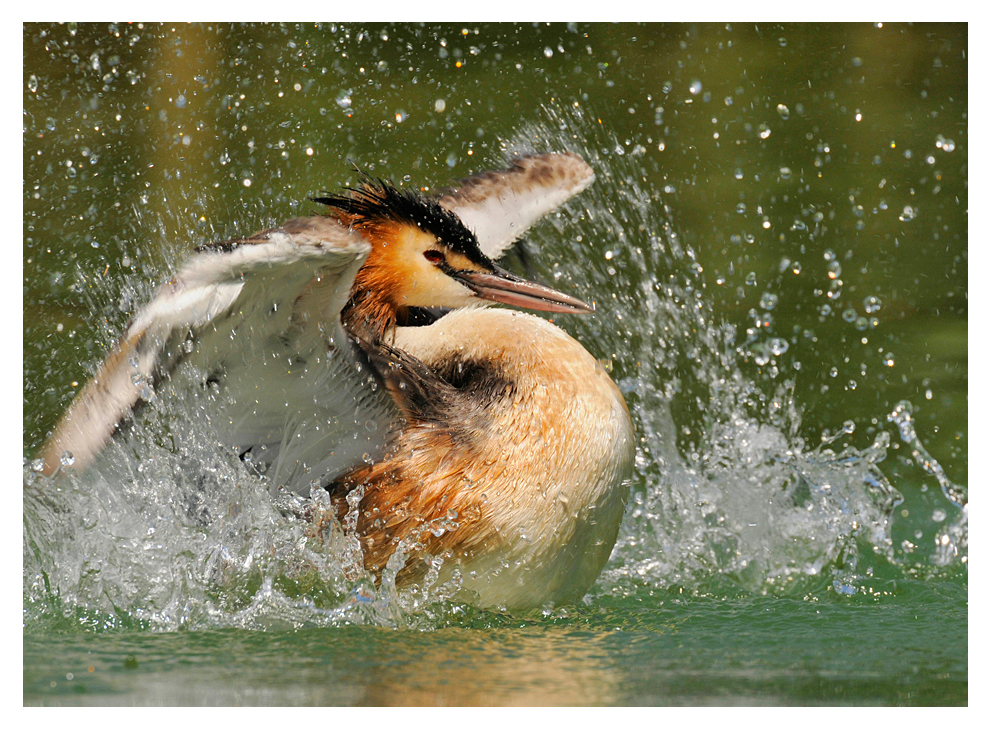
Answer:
xmin=24 ymin=580 xmax=967 ymax=705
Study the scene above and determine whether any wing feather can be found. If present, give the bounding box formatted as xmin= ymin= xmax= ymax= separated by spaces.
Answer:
xmin=437 ymin=152 xmax=594 ymax=259
xmin=41 ymin=216 xmax=396 ymax=494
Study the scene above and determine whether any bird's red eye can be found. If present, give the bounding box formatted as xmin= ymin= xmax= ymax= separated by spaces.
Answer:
xmin=423 ymin=250 xmax=444 ymax=264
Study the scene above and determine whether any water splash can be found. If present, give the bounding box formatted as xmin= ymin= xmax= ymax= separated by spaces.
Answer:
xmin=507 ymin=106 xmax=965 ymax=599
xmin=23 ymin=107 xmax=966 ymax=631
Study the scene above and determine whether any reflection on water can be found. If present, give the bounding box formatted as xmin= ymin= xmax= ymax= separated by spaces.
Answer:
xmin=353 ymin=627 xmax=623 ymax=706
xmin=25 ymin=591 xmax=966 ymax=705
xmin=23 ymin=24 xmax=967 ymax=637
xmin=24 ymin=625 xmax=626 ymax=705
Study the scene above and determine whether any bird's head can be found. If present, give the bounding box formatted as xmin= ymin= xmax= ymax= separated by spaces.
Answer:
xmin=315 ymin=178 xmax=592 ymax=341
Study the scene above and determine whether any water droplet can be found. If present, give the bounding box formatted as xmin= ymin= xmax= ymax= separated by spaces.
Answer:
xmin=758 ymin=124 xmax=772 ymax=140
xmin=932 ymin=508 xmax=947 ymax=523
xmin=28 ymin=75 xmax=38 ymax=93
xmin=60 ymin=451 xmax=75 ymax=467
xmin=863 ymin=295 xmax=882 ymax=313
xmin=935 ymin=134 xmax=956 ymax=152
xmin=688 ymin=80 xmax=702 ymax=95
xmin=776 ymin=103 xmax=790 ymax=120
xmin=759 ymin=292 xmax=778 ymax=310
xmin=31 ymin=458 xmax=45 ymax=473
xmin=543 ymin=47 xmax=554 ymax=58
xmin=779 ymin=166 xmax=792 ymax=180
xmin=745 ymin=272 xmax=757 ymax=286
xmin=434 ymin=99 xmax=446 ymax=113
xmin=834 ymin=580 xmax=856 ymax=596
xmin=827 ymin=260 xmax=842 ymax=279
xmin=899 ymin=205 xmax=917 ymax=222
xmin=842 ymin=308 xmax=857 ymax=323
xmin=883 ymin=353 xmax=896 ymax=367
xmin=336 ymin=89 xmax=352 ymax=109
xmin=751 ymin=342 xmax=771 ymax=366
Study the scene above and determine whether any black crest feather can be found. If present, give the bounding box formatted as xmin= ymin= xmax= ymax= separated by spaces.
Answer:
xmin=313 ymin=177 xmax=484 ymax=262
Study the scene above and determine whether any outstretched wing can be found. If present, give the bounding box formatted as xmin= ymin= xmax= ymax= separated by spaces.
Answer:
xmin=41 ymin=216 xmax=398 ymax=495
xmin=437 ymin=152 xmax=595 ymax=259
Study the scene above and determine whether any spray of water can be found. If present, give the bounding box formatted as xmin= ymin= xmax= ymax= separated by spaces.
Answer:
xmin=23 ymin=107 xmax=966 ymax=631
xmin=505 ymin=107 xmax=966 ymax=599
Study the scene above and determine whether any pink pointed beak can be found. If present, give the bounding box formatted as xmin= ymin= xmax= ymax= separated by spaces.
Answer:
xmin=456 ymin=266 xmax=594 ymax=314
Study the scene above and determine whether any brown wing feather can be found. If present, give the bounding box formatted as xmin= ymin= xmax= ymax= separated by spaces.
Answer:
xmin=437 ymin=152 xmax=595 ymax=259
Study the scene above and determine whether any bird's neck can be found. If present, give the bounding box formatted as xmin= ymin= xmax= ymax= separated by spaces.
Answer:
xmin=341 ymin=264 xmax=414 ymax=344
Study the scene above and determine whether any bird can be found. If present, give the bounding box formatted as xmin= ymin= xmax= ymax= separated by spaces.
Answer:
xmin=38 ymin=152 xmax=635 ymax=610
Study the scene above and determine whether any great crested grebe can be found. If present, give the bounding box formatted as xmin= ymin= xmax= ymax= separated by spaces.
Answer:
xmin=39 ymin=152 xmax=635 ymax=609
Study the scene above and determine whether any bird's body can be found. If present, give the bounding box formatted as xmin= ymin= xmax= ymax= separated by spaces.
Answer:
xmin=39 ymin=152 xmax=634 ymax=610
xmin=329 ymin=307 xmax=633 ymax=608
